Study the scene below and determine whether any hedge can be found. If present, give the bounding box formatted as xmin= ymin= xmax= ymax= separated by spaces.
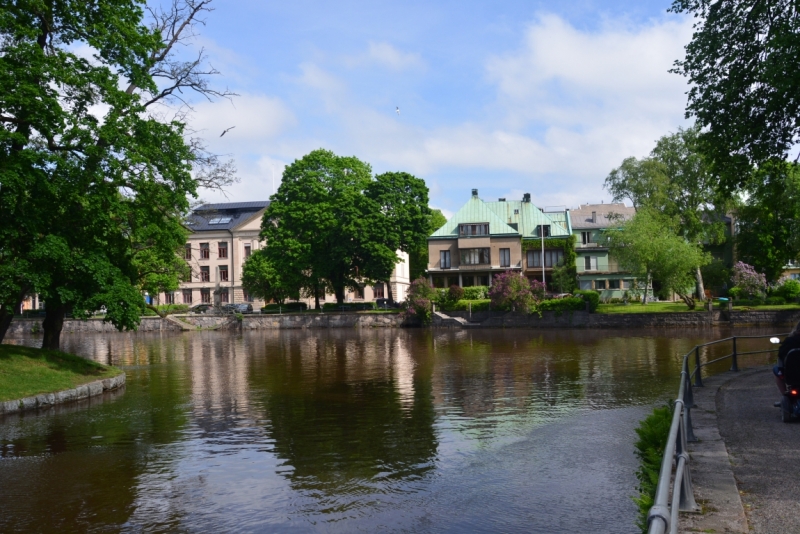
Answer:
xmin=261 ymin=302 xmax=308 ymax=313
xmin=462 ymin=286 xmax=489 ymax=300
xmin=574 ymin=290 xmax=600 ymax=312
xmin=448 ymin=299 xmax=492 ymax=311
xmin=321 ymin=302 xmax=376 ymax=311
xmin=538 ymin=296 xmax=584 ymax=313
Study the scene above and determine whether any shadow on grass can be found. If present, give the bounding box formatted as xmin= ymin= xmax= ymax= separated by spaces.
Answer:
xmin=0 ymin=344 xmax=110 ymax=377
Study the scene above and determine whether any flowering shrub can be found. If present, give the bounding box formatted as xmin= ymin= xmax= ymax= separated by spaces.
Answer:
xmin=488 ymin=271 xmax=541 ymax=313
xmin=774 ymin=278 xmax=800 ymax=301
xmin=403 ymin=277 xmax=438 ymax=325
xmin=732 ymin=262 xmax=767 ymax=298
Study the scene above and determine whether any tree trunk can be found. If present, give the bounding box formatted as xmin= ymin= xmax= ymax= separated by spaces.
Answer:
xmin=386 ymin=281 xmax=394 ymax=303
xmin=642 ymin=272 xmax=650 ymax=306
xmin=42 ymin=304 xmax=68 ymax=351
xmin=695 ymin=265 xmax=706 ymax=301
xmin=0 ymin=308 xmax=13 ymax=344
xmin=146 ymin=303 xmax=166 ymax=318
xmin=314 ymin=281 xmax=321 ymax=310
xmin=335 ymin=286 xmax=345 ymax=305
xmin=678 ymin=293 xmax=696 ymax=310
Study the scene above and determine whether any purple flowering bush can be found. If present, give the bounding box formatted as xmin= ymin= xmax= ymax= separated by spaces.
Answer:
xmin=488 ymin=271 xmax=542 ymax=313
xmin=732 ymin=262 xmax=767 ymax=298
xmin=403 ymin=277 xmax=438 ymax=325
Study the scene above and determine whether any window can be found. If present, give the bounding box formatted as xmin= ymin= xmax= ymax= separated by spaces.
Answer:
xmin=584 ymin=256 xmax=597 ymax=271
xmin=200 ymin=266 xmax=210 ymax=282
xmin=182 ymin=289 xmax=193 ymax=304
xmin=184 ymin=244 xmax=192 ymax=260
xmin=243 ymin=290 xmax=254 ymax=303
xmin=448 ymin=276 xmax=460 ymax=287
xmin=500 ymin=248 xmax=511 ymax=267
xmin=218 ymin=288 xmax=229 ymax=303
xmin=374 ymin=283 xmax=385 ymax=298
xmin=622 ymin=280 xmax=632 ymax=289
xmin=440 ymin=250 xmax=451 ymax=269
xmin=459 ymin=223 xmax=490 ymax=236
xmin=244 ymin=244 xmax=252 ymax=258
xmin=527 ymin=249 xmax=564 ymax=268
xmin=792 ymin=273 xmax=800 ymax=280
xmin=595 ymin=280 xmax=607 ymax=290
xmin=609 ymin=279 xmax=621 ymax=290
xmin=460 ymin=248 xmax=490 ymax=265
xmin=208 ymin=216 xmax=232 ymax=225
xmin=219 ymin=265 xmax=229 ymax=282
xmin=218 ymin=242 xmax=228 ymax=259
xmin=477 ymin=275 xmax=489 ymax=286
xmin=164 ymin=292 xmax=175 ymax=304
xmin=537 ymin=225 xmax=551 ymax=237
xmin=581 ymin=231 xmax=592 ymax=245
xmin=355 ymin=286 xmax=364 ymax=299
xmin=200 ymin=243 xmax=210 ymax=259
xmin=579 ymin=280 xmax=592 ymax=290
xmin=201 ymin=289 xmax=211 ymax=303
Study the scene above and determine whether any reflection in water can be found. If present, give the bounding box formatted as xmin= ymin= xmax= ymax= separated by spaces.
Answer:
xmin=0 ymin=327 xmax=780 ymax=533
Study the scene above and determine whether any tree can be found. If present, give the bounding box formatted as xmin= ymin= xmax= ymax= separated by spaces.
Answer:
xmin=262 ymin=149 xmax=431 ymax=306
xmin=0 ymin=1 xmax=235 ymax=348
xmin=605 ymin=126 xmax=728 ymax=300
xmin=364 ymin=172 xmax=431 ymax=302
xmin=670 ymin=0 xmax=800 ymax=192
xmin=409 ymin=209 xmax=447 ymax=281
xmin=734 ymin=162 xmax=800 ymax=281
xmin=241 ymin=249 xmax=301 ymax=305
xmin=607 ymin=210 xmax=710 ymax=308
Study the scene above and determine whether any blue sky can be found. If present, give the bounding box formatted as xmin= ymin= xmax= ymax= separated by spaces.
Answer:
xmin=184 ymin=0 xmax=694 ymax=216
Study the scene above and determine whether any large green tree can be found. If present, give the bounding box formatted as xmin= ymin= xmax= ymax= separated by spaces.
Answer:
xmin=241 ymin=249 xmax=301 ymax=305
xmin=0 ymin=0 xmax=234 ymax=348
xmin=409 ymin=209 xmax=447 ymax=282
xmin=605 ymin=126 xmax=728 ymax=299
xmin=670 ymin=0 xmax=800 ymax=192
xmin=261 ymin=150 xmax=430 ymax=306
xmin=607 ymin=209 xmax=710 ymax=308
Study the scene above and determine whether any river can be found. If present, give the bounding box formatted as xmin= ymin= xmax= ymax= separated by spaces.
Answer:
xmin=0 ymin=327 xmax=777 ymax=533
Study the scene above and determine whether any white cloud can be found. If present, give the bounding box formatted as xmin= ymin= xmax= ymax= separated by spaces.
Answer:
xmin=363 ymin=42 xmax=425 ymax=71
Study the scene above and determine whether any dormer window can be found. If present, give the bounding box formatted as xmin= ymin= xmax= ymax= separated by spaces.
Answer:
xmin=459 ymin=223 xmax=489 ymax=236
xmin=537 ymin=225 xmax=551 ymax=238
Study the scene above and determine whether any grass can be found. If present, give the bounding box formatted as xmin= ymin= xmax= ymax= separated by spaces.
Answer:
xmin=597 ymin=302 xmax=703 ymax=314
xmin=0 ymin=344 xmax=122 ymax=402
xmin=732 ymin=304 xmax=800 ymax=311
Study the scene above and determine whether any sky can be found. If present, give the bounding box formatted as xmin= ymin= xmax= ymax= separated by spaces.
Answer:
xmin=178 ymin=0 xmax=695 ymax=217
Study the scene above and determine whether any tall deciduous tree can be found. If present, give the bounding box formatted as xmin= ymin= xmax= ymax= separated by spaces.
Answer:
xmin=670 ymin=0 xmax=800 ymax=192
xmin=241 ymin=249 xmax=301 ymax=305
xmin=0 ymin=0 xmax=235 ymax=348
xmin=607 ymin=209 xmax=710 ymax=308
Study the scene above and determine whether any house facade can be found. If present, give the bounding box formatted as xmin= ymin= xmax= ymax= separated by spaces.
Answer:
xmin=571 ymin=203 xmax=637 ymax=299
xmin=426 ymin=189 xmax=572 ymax=289
xmin=157 ymin=201 xmax=410 ymax=308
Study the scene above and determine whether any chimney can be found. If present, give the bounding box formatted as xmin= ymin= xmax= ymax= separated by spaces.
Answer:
xmin=499 ymin=197 xmax=506 ymax=201
xmin=592 ymin=211 xmax=597 ymax=223
xmin=522 ymin=193 xmax=531 ymax=203
xmin=472 ymin=188 xmax=478 ymax=197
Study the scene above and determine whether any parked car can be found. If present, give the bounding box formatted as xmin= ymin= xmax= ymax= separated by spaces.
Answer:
xmin=375 ymin=298 xmax=400 ymax=309
xmin=190 ymin=304 xmax=217 ymax=314
xmin=230 ymin=303 xmax=253 ymax=314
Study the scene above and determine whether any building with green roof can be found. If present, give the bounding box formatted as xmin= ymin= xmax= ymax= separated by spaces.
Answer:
xmin=427 ymin=189 xmax=572 ymax=288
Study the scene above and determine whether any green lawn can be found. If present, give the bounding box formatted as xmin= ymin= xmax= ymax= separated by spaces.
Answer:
xmin=597 ymin=302 xmax=704 ymax=314
xmin=732 ymin=304 xmax=800 ymax=311
xmin=0 ymin=344 xmax=122 ymax=402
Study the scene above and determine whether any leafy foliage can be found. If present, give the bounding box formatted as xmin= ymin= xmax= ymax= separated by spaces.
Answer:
xmin=403 ymin=277 xmax=438 ymax=325
xmin=537 ymin=296 xmax=585 ymax=314
xmin=409 ymin=209 xmax=447 ymax=281
xmin=242 ymin=250 xmax=301 ymax=305
xmin=488 ymin=271 xmax=541 ymax=313
xmin=670 ymin=0 xmax=800 ymax=192
xmin=774 ymin=279 xmax=800 ymax=301
xmin=573 ymin=290 xmax=600 ymax=312
xmin=633 ymin=404 xmax=673 ymax=533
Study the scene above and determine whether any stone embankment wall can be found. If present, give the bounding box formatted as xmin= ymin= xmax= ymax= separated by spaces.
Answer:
xmin=6 ymin=316 xmax=183 ymax=336
xmin=242 ymin=312 xmax=407 ymax=329
xmin=0 ymin=373 xmax=126 ymax=415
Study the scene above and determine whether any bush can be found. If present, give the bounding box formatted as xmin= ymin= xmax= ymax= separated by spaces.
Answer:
xmin=435 ymin=285 xmax=465 ymax=310
xmin=735 ymin=297 xmax=765 ymax=307
xmin=765 ymin=296 xmax=786 ymax=305
xmin=156 ymin=304 xmax=189 ymax=315
xmin=403 ymin=277 xmax=438 ymax=325
xmin=488 ymin=272 xmax=538 ymax=313
xmin=538 ymin=296 xmax=585 ymax=314
xmin=775 ymin=278 xmax=800 ymax=301
xmin=262 ymin=302 xmax=308 ymax=313
xmin=609 ymin=297 xmax=622 ymax=304
xmin=448 ymin=299 xmax=492 ymax=311
xmin=462 ymin=286 xmax=489 ymax=300
xmin=732 ymin=261 xmax=767 ymax=298
xmin=574 ymin=290 xmax=600 ymax=312
xmin=633 ymin=404 xmax=673 ymax=533
xmin=728 ymin=286 xmax=743 ymax=300
xmin=320 ymin=302 xmax=374 ymax=312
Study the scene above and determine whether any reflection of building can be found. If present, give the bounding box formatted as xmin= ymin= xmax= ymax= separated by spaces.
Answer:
xmin=427 ymin=189 xmax=571 ymax=288
xmin=155 ymin=201 xmax=411 ymax=307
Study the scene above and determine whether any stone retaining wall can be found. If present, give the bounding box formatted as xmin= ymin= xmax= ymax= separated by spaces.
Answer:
xmin=6 ymin=316 xmax=182 ymax=336
xmin=242 ymin=312 xmax=408 ymax=329
xmin=0 ymin=372 xmax=126 ymax=415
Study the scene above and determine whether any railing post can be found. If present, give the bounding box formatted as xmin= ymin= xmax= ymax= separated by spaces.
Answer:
xmin=684 ymin=374 xmax=698 ymax=442
xmin=730 ymin=336 xmax=739 ymax=372
xmin=693 ymin=346 xmax=703 ymax=387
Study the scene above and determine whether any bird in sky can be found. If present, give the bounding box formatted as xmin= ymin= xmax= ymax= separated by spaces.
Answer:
xmin=395 ymin=107 xmax=400 ymax=116
xmin=220 ymin=126 xmax=235 ymax=137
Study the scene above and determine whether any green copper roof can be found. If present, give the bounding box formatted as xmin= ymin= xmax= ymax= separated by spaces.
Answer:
xmin=430 ymin=195 xmax=570 ymax=239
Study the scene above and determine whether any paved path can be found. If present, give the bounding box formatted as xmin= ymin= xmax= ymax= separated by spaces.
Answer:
xmin=715 ymin=367 xmax=800 ymax=533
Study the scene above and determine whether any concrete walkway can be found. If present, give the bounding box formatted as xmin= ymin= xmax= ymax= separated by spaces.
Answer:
xmin=681 ymin=367 xmax=800 ymax=533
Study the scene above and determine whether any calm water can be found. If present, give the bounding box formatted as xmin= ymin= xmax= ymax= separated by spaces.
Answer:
xmin=0 ymin=327 xmax=777 ymax=533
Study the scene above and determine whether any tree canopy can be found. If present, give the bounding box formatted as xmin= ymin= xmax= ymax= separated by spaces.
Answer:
xmin=670 ymin=0 xmax=800 ymax=191
xmin=261 ymin=149 xmax=431 ymax=306
xmin=409 ymin=209 xmax=447 ymax=282
xmin=0 ymin=0 xmax=234 ymax=348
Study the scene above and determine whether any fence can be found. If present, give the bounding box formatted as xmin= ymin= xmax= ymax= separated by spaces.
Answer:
xmin=646 ymin=333 xmax=786 ymax=534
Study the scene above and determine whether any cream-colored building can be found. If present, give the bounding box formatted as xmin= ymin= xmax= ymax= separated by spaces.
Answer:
xmin=158 ymin=201 xmax=410 ymax=308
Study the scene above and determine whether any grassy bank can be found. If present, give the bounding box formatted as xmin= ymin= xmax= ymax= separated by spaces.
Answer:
xmin=598 ymin=302 xmax=704 ymax=314
xmin=0 ymin=344 xmax=121 ymax=402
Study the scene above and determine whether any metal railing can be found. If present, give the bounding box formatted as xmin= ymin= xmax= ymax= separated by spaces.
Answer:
xmin=646 ymin=333 xmax=787 ymax=534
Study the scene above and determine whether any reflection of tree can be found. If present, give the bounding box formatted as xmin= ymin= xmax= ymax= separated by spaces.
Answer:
xmin=0 ymin=334 xmax=193 ymax=531
xmin=250 ymin=331 xmax=437 ymax=494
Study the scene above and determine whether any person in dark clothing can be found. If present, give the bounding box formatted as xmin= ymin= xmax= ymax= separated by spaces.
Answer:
xmin=775 ymin=321 xmax=800 ymax=402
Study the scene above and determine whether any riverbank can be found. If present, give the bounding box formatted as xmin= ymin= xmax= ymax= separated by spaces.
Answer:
xmin=0 ymin=344 xmax=125 ymax=414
